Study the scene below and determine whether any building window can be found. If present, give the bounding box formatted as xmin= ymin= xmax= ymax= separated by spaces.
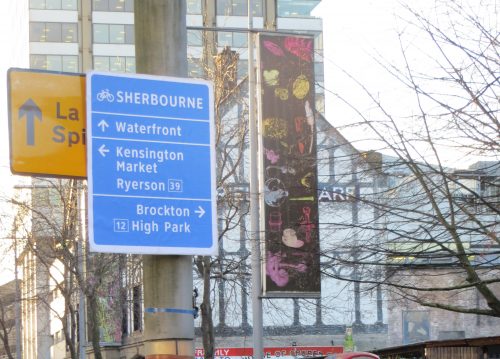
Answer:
xmin=93 ymin=0 xmax=133 ymax=12
xmin=63 ymin=23 xmax=77 ymax=42
xmin=314 ymin=32 xmax=323 ymax=54
xmin=188 ymin=60 xmax=203 ymax=78
xmin=481 ymin=178 xmax=500 ymax=208
xmin=233 ymin=32 xmax=247 ymax=47
xmin=217 ymin=31 xmax=247 ymax=48
xmin=315 ymin=93 xmax=324 ymax=114
xmin=93 ymin=24 xmax=109 ymax=43
xmin=187 ymin=30 xmax=203 ymax=46
xmin=110 ymin=56 xmax=126 ymax=71
xmin=109 ymin=24 xmax=125 ymax=43
xmin=451 ymin=173 xmax=500 ymax=211
xmin=237 ymin=59 xmax=247 ymax=79
xmin=93 ymin=0 xmax=107 ymax=11
xmin=109 ymin=0 xmax=127 ymax=11
xmin=451 ymin=177 xmax=479 ymax=204
xmin=94 ymin=56 xmax=135 ymax=73
xmin=94 ymin=56 xmax=109 ymax=71
xmin=277 ymin=0 xmax=320 ymax=17
xmin=29 ymin=22 xmax=45 ymax=42
xmin=30 ymin=22 xmax=78 ymax=43
xmin=125 ymin=57 xmax=136 ymax=73
xmin=45 ymin=22 xmax=62 ymax=42
xmin=229 ymin=0 xmax=246 ymax=16
xmin=54 ymin=329 xmax=64 ymax=343
xmin=314 ymin=62 xmax=324 ymax=78
xmin=403 ymin=311 xmax=430 ymax=344
xmin=187 ymin=0 xmax=202 ymax=14
xmin=124 ymin=24 xmax=135 ymax=44
xmin=93 ymin=24 xmax=134 ymax=44
xmin=216 ymin=0 xmax=262 ymax=16
xmin=217 ymin=32 xmax=232 ymax=47
xmin=30 ymin=0 xmax=45 ymax=8
xmin=132 ymin=285 xmax=142 ymax=332
xmin=46 ymin=0 xmax=62 ymax=9
xmin=30 ymin=0 xmax=77 ymax=10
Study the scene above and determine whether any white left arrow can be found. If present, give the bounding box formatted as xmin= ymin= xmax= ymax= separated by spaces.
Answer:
xmin=98 ymin=144 xmax=109 ymax=157
xmin=195 ymin=206 xmax=205 ymax=218
xmin=98 ymin=119 xmax=109 ymax=132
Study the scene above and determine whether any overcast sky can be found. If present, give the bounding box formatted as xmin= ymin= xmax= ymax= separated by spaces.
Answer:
xmin=315 ymin=0 xmax=498 ymax=168
xmin=0 ymin=0 xmax=28 ymax=285
xmin=315 ymin=0 xmax=435 ymax=158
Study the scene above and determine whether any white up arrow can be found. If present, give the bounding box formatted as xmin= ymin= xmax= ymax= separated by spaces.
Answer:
xmin=98 ymin=119 xmax=109 ymax=132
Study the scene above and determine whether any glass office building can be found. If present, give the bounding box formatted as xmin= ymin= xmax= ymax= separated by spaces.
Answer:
xmin=28 ymin=0 xmax=324 ymax=114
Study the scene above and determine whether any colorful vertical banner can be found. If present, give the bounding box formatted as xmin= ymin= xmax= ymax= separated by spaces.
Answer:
xmin=258 ymin=34 xmax=320 ymax=296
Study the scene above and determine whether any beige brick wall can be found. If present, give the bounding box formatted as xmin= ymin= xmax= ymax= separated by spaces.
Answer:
xmin=386 ymin=268 xmax=500 ymax=346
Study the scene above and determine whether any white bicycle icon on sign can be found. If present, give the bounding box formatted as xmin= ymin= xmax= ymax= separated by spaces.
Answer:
xmin=96 ymin=89 xmax=115 ymax=102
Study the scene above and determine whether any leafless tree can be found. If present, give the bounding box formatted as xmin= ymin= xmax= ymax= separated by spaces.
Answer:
xmin=0 ymin=280 xmax=17 ymax=359
xmin=10 ymin=178 xmax=124 ymax=359
xmin=192 ymin=39 xmax=250 ymax=359
xmin=320 ymin=0 xmax=499 ymax=319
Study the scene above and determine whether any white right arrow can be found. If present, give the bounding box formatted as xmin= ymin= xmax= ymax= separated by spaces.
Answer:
xmin=98 ymin=119 xmax=109 ymax=132
xmin=98 ymin=144 xmax=109 ymax=157
xmin=195 ymin=206 xmax=205 ymax=218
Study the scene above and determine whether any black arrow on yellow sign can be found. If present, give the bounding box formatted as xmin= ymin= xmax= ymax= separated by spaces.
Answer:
xmin=18 ymin=98 xmax=42 ymax=146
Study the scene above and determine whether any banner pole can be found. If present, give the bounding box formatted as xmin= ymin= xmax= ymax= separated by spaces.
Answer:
xmin=248 ymin=0 xmax=264 ymax=358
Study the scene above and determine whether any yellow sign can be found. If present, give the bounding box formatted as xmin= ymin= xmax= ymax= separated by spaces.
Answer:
xmin=8 ymin=68 xmax=86 ymax=178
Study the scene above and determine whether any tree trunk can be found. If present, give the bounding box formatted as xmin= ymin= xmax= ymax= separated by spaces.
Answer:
xmin=87 ymin=293 xmax=103 ymax=359
xmin=201 ymin=256 xmax=215 ymax=359
xmin=62 ymin=303 xmax=77 ymax=359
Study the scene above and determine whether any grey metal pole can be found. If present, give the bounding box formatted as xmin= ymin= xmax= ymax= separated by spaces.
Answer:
xmin=78 ymin=182 xmax=86 ymax=359
xmin=134 ymin=2 xmax=194 ymax=358
xmin=79 ymin=1 xmax=92 ymax=356
xmin=248 ymin=1 xmax=264 ymax=358
xmin=14 ymin=232 xmax=21 ymax=359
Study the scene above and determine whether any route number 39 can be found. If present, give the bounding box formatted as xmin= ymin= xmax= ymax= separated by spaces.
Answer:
xmin=168 ymin=179 xmax=183 ymax=193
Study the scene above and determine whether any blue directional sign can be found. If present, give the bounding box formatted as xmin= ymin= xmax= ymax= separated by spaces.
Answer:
xmin=87 ymin=71 xmax=216 ymax=255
